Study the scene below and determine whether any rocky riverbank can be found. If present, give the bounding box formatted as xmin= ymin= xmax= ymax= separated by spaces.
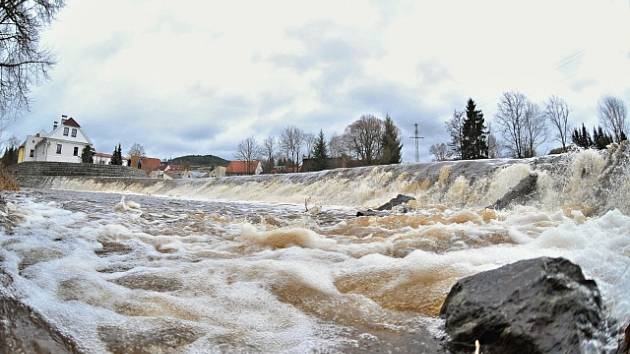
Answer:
xmin=440 ymin=257 xmax=621 ymax=354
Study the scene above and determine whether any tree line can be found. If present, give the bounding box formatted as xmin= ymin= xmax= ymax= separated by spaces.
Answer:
xmin=235 ymin=114 xmax=403 ymax=173
xmin=430 ymin=94 xmax=629 ymax=161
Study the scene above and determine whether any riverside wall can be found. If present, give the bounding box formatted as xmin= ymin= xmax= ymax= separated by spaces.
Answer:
xmin=7 ymin=162 xmax=147 ymax=188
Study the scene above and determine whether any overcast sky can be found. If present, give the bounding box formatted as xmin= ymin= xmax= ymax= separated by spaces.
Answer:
xmin=6 ymin=0 xmax=630 ymax=161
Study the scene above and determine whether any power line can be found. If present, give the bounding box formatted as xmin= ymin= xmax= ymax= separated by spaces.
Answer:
xmin=409 ymin=123 xmax=424 ymax=163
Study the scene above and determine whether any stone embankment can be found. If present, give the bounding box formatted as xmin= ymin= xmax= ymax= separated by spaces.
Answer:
xmin=7 ymin=162 xmax=147 ymax=187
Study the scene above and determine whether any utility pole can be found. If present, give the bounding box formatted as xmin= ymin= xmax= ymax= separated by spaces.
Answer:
xmin=410 ymin=123 xmax=424 ymax=163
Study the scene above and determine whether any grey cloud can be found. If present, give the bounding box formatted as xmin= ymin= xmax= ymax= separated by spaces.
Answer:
xmin=417 ymin=61 xmax=453 ymax=86
xmin=571 ymin=78 xmax=597 ymax=92
xmin=268 ymin=21 xmax=382 ymax=74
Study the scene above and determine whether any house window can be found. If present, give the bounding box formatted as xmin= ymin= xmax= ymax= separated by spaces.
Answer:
xmin=56 ymin=144 xmax=62 ymax=154
xmin=73 ymin=147 xmax=79 ymax=156
xmin=29 ymin=149 xmax=34 ymax=157
xmin=63 ymin=127 xmax=69 ymax=136
xmin=71 ymin=128 xmax=77 ymax=137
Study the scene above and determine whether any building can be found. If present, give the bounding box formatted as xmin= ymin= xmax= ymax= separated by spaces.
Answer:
xmin=18 ymin=115 xmax=91 ymax=164
xmin=161 ymin=164 xmax=191 ymax=179
xmin=93 ymin=152 xmax=130 ymax=166
xmin=137 ymin=157 xmax=162 ymax=174
xmin=208 ymin=166 xmax=226 ymax=177
xmin=93 ymin=152 xmax=113 ymax=165
xmin=226 ymin=160 xmax=262 ymax=176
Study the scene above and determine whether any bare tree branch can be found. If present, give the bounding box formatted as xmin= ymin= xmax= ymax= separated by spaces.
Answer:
xmin=598 ymin=96 xmax=628 ymax=143
xmin=544 ymin=95 xmax=571 ymax=150
xmin=343 ymin=114 xmax=384 ymax=165
xmin=235 ymin=136 xmax=262 ymax=174
xmin=0 ymin=1 xmax=64 ymax=118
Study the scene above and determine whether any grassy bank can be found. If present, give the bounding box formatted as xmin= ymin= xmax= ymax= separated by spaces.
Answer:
xmin=0 ymin=167 xmax=19 ymax=191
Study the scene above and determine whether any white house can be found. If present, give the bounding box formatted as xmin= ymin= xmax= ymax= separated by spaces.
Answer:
xmin=92 ymin=152 xmax=132 ymax=166
xmin=93 ymin=152 xmax=112 ymax=165
xmin=18 ymin=115 xmax=91 ymax=164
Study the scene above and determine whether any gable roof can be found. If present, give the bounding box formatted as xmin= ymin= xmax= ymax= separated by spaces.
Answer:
xmin=226 ymin=160 xmax=260 ymax=174
xmin=140 ymin=157 xmax=162 ymax=172
xmin=62 ymin=118 xmax=81 ymax=128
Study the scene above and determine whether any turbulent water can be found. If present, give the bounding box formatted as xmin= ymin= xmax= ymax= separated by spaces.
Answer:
xmin=1 ymin=144 xmax=630 ymax=353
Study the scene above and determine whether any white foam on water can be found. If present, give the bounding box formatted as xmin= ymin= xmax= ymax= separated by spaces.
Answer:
xmin=1 ymin=192 xmax=629 ymax=352
xmin=2 ymin=144 xmax=629 ymax=352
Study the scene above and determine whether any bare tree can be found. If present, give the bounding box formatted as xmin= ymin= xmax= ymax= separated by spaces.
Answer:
xmin=303 ymin=133 xmax=316 ymax=158
xmin=343 ymin=114 xmax=384 ymax=165
xmin=598 ymin=96 xmax=628 ymax=143
xmin=495 ymin=91 xmax=528 ymax=158
xmin=522 ymin=102 xmax=547 ymax=157
xmin=279 ymin=126 xmax=304 ymax=172
xmin=486 ymin=124 xmax=500 ymax=158
xmin=2 ymin=135 xmax=19 ymax=150
xmin=0 ymin=1 xmax=65 ymax=118
xmin=328 ymin=133 xmax=347 ymax=158
xmin=127 ymin=143 xmax=146 ymax=168
xmin=262 ymin=136 xmax=275 ymax=172
xmin=127 ymin=143 xmax=146 ymax=159
xmin=445 ymin=110 xmax=465 ymax=159
xmin=544 ymin=96 xmax=571 ymax=151
xmin=235 ymin=136 xmax=262 ymax=174
xmin=429 ymin=143 xmax=450 ymax=161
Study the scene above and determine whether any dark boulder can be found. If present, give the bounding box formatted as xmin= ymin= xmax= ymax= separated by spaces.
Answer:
xmin=440 ymin=257 xmax=607 ymax=354
xmin=618 ymin=324 xmax=630 ymax=354
xmin=376 ymin=194 xmax=415 ymax=211
xmin=356 ymin=209 xmax=379 ymax=217
xmin=491 ymin=173 xmax=537 ymax=209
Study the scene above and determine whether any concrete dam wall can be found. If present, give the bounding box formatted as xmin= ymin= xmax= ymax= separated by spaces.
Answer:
xmin=8 ymin=162 xmax=147 ymax=187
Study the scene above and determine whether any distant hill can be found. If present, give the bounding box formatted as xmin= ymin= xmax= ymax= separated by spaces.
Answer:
xmin=167 ymin=154 xmax=229 ymax=168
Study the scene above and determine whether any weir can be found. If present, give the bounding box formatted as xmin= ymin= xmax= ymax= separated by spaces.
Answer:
xmin=19 ymin=142 xmax=630 ymax=214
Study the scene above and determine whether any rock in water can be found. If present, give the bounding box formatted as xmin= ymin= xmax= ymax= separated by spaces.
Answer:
xmin=376 ymin=194 xmax=415 ymax=211
xmin=440 ymin=257 xmax=606 ymax=354
xmin=356 ymin=209 xmax=378 ymax=217
xmin=618 ymin=324 xmax=630 ymax=354
xmin=491 ymin=173 xmax=537 ymax=210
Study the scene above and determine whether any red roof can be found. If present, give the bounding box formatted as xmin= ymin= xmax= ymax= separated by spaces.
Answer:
xmin=140 ymin=157 xmax=162 ymax=172
xmin=165 ymin=164 xmax=187 ymax=172
xmin=94 ymin=152 xmax=112 ymax=158
xmin=226 ymin=160 xmax=260 ymax=174
xmin=63 ymin=117 xmax=81 ymax=128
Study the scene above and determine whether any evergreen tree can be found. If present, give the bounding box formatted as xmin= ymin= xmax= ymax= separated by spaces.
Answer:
xmin=380 ymin=114 xmax=402 ymax=164
xmin=110 ymin=144 xmax=123 ymax=165
xmin=582 ymin=124 xmax=592 ymax=147
xmin=601 ymin=127 xmax=614 ymax=149
xmin=81 ymin=145 xmax=94 ymax=163
xmin=1 ymin=147 xmax=18 ymax=166
xmin=461 ymin=99 xmax=488 ymax=159
xmin=571 ymin=124 xmax=593 ymax=148
xmin=620 ymin=131 xmax=628 ymax=142
xmin=312 ymin=130 xmax=329 ymax=171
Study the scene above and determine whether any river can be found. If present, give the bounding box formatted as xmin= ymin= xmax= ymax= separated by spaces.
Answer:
xmin=1 ymin=145 xmax=629 ymax=353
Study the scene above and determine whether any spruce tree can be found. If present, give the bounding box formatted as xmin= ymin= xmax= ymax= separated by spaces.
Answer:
xmin=380 ymin=114 xmax=402 ymax=164
xmin=116 ymin=144 xmax=123 ymax=165
xmin=109 ymin=146 xmax=117 ymax=165
xmin=312 ymin=130 xmax=329 ymax=171
xmin=593 ymin=126 xmax=613 ymax=149
xmin=110 ymin=144 xmax=123 ymax=165
xmin=1 ymin=147 xmax=15 ymax=166
xmin=81 ymin=145 xmax=94 ymax=163
xmin=461 ymin=99 xmax=488 ymax=159
xmin=572 ymin=124 xmax=593 ymax=148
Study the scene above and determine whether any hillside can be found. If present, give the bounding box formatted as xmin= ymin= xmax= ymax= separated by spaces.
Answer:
xmin=167 ymin=154 xmax=229 ymax=168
